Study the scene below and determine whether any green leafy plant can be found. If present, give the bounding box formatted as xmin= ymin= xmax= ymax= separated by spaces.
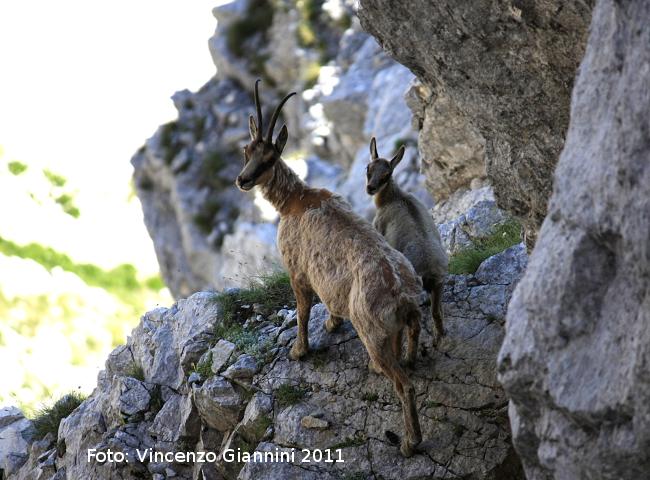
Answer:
xmin=43 ymin=169 xmax=67 ymax=187
xmin=192 ymin=352 xmax=214 ymax=379
xmin=0 ymin=237 xmax=164 ymax=302
xmin=448 ymin=220 xmax=522 ymax=275
xmin=7 ymin=161 xmax=28 ymax=175
xmin=31 ymin=391 xmax=86 ymax=439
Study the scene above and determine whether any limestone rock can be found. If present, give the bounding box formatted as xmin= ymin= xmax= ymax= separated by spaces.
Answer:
xmin=0 ymin=409 xmax=33 ymax=477
xmin=358 ymin=0 xmax=594 ymax=247
xmin=193 ymin=376 xmax=244 ymax=432
xmin=210 ymin=339 xmax=237 ymax=374
xmin=223 ymin=354 xmax=259 ymax=380
xmin=498 ymin=1 xmax=650 ymax=478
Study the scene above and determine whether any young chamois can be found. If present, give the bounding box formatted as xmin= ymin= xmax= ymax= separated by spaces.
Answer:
xmin=235 ymin=80 xmax=423 ymax=456
xmin=366 ymin=138 xmax=449 ymax=346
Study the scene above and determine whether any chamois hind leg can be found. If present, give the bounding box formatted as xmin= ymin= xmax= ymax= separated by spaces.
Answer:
xmin=367 ymin=337 xmax=421 ymax=457
xmin=404 ymin=307 xmax=421 ymax=368
xmin=391 ymin=328 xmax=403 ymax=360
xmin=431 ymin=281 xmax=445 ymax=347
xmin=288 ymin=277 xmax=313 ymax=361
xmin=324 ymin=314 xmax=343 ymax=333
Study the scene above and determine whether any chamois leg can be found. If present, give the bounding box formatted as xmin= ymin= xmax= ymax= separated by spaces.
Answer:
xmin=391 ymin=329 xmax=403 ymax=360
xmin=404 ymin=308 xmax=421 ymax=368
xmin=324 ymin=314 xmax=343 ymax=333
xmin=368 ymin=338 xmax=421 ymax=457
xmin=431 ymin=281 xmax=445 ymax=347
xmin=289 ymin=279 xmax=313 ymax=361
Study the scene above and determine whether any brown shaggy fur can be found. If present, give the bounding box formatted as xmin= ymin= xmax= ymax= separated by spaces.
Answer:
xmin=235 ymin=84 xmax=424 ymax=456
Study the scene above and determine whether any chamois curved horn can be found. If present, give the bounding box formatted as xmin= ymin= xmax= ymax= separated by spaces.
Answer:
xmin=254 ymin=79 xmax=263 ymax=140
xmin=266 ymin=91 xmax=296 ymax=143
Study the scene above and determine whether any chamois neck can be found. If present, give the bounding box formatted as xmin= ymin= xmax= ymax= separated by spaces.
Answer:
xmin=259 ymin=159 xmax=305 ymax=216
xmin=374 ymin=178 xmax=401 ymax=208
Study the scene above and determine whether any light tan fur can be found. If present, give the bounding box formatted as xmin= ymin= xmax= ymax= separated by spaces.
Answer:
xmin=366 ymin=138 xmax=449 ymax=345
xmin=236 ymin=82 xmax=423 ymax=456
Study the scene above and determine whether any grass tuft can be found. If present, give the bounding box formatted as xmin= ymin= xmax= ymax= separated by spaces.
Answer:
xmin=215 ymin=270 xmax=294 ymax=325
xmin=361 ymin=392 xmax=378 ymax=402
xmin=448 ymin=220 xmax=522 ymax=275
xmin=331 ymin=433 xmax=366 ymax=449
xmin=192 ymin=352 xmax=214 ymax=379
xmin=31 ymin=391 xmax=86 ymax=440
xmin=275 ymin=384 xmax=306 ymax=408
xmin=125 ymin=364 xmax=145 ymax=381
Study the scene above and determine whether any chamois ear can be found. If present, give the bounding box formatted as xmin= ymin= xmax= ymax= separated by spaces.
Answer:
xmin=369 ymin=137 xmax=379 ymax=160
xmin=390 ymin=145 xmax=405 ymax=170
xmin=275 ymin=124 xmax=289 ymax=153
xmin=248 ymin=115 xmax=258 ymax=141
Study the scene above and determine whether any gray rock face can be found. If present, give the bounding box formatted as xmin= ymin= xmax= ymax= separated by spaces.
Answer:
xmin=435 ymin=186 xmax=511 ymax=255
xmin=7 ymin=239 xmax=528 ymax=479
xmin=406 ymin=80 xmax=486 ymax=200
xmin=357 ymin=0 xmax=594 ymax=247
xmin=497 ymin=1 xmax=650 ymax=479
xmin=0 ymin=408 xmax=33 ymax=477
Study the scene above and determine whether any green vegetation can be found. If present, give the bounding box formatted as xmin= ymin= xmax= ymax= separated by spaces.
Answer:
xmin=448 ymin=220 xmax=522 ymax=275
xmin=302 ymin=61 xmax=321 ymax=89
xmin=275 ymin=384 xmax=306 ymax=408
xmin=54 ymin=193 xmax=80 ymax=218
xmin=30 ymin=391 xmax=86 ymax=439
xmin=159 ymin=121 xmax=182 ymax=165
xmin=343 ymin=473 xmax=367 ymax=480
xmin=331 ymin=433 xmax=366 ymax=449
xmin=361 ymin=392 xmax=378 ymax=402
xmin=393 ymin=137 xmax=417 ymax=151
xmin=192 ymin=352 xmax=214 ymax=379
xmin=125 ymin=364 xmax=145 ymax=381
xmin=214 ymin=321 xmax=275 ymax=362
xmin=226 ymin=0 xmax=274 ymax=58
xmin=215 ymin=270 xmax=294 ymax=324
xmin=7 ymin=161 xmax=28 ymax=175
xmin=296 ymin=0 xmax=324 ymax=48
xmin=0 ymin=237 xmax=164 ymax=303
xmin=43 ymin=169 xmax=67 ymax=187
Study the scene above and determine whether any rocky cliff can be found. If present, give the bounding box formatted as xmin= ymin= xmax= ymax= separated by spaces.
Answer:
xmin=4 ymin=240 xmax=527 ymax=479
xmin=358 ymin=0 xmax=594 ymax=248
xmin=131 ymin=0 xmax=436 ymax=299
xmin=497 ymin=0 xmax=650 ymax=478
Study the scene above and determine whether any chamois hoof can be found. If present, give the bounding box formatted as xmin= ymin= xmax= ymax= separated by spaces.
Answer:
xmin=367 ymin=359 xmax=382 ymax=375
xmin=432 ymin=329 xmax=446 ymax=348
xmin=400 ymin=439 xmax=419 ymax=458
xmin=324 ymin=316 xmax=342 ymax=333
xmin=289 ymin=343 xmax=308 ymax=361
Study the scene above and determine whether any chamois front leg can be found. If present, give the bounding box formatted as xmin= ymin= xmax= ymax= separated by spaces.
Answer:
xmin=289 ymin=277 xmax=313 ymax=361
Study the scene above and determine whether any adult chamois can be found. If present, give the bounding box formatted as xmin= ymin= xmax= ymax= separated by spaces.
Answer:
xmin=235 ymin=80 xmax=423 ymax=456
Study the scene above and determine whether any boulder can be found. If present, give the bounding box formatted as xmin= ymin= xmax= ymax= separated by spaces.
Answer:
xmin=498 ymin=1 xmax=650 ymax=478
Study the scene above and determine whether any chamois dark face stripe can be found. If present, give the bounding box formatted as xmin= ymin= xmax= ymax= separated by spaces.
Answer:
xmin=248 ymin=155 xmax=275 ymax=181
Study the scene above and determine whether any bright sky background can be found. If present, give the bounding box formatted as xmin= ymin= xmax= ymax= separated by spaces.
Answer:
xmin=0 ymin=0 xmax=224 ymax=272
